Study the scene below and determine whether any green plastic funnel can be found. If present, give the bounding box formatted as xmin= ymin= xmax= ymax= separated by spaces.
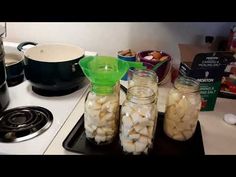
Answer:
xmin=79 ymin=56 xmax=145 ymax=87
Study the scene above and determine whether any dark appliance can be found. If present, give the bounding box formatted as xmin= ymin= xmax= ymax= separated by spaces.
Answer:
xmin=0 ymin=27 xmax=10 ymax=112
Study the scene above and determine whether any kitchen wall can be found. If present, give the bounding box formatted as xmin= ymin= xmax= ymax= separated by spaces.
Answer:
xmin=4 ymin=22 xmax=234 ymax=64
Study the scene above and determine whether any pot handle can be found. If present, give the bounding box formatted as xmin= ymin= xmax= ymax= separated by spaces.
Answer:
xmin=17 ymin=41 xmax=38 ymax=52
xmin=72 ymin=62 xmax=80 ymax=72
xmin=72 ymin=62 xmax=85 ymax=76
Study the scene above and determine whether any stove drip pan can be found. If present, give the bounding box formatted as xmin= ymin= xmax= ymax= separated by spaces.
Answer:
xmin=0 ymin=106 xmax=53 ymax=142
xmin=32 ymin=86 xmax=79 ymax=97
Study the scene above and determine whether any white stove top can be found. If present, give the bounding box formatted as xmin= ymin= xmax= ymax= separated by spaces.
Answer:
xmin=0 ymin=41 xmax=96 ymax=154
xmin=0 ymin=80 xmax=89 ymax=154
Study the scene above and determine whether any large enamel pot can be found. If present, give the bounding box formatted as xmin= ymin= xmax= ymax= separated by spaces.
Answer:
xmin=4 ymin=45 xmax=25 ymax=87
xmin=17 ymin=42 xmax=85 ymax=96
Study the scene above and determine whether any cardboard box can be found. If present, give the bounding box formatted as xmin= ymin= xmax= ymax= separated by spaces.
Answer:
xmin=178 ymin=44 xmax=231 ymax=111
xmin=178 ymin=44 xmax=212 ymax=65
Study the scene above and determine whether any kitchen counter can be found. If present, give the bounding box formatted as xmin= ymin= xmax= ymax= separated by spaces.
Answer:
xmin=45 ymin=80 xmax=236 ymax=155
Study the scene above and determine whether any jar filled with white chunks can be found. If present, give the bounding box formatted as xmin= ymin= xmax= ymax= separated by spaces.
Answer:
xmin=128 ymin=69 xmax=158 ymax=101
xmin=120 ymin=86 xmax=157 ymax=155
xmin=84 ymin=83 xmax=120 ymax=145
xmin=164 ymin=76 xmax=201 ymax=141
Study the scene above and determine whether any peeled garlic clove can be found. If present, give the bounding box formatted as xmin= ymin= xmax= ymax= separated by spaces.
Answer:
xmin=91 ymin=125 xmax=97 ymax=131
xmin=121 ymin=105 xmax=134 ymax=116
xmin=165 ymin=118 xmax=176 ymax=128
xmin=186 ymin=94 xmax=197 ymax=105
xmin=190 ymin=121 xmax=197 ymax=129
xmin=139 ymin=127 xmax=149 ymax=136
xmin=87 ymin=93 xmax=97 ymax=101
xmin=168 ymin=89 xmax=182 ymax=106
xmin=182 ymin=108 xmax=194 ymax=121
xmin=122 ymin=125 xmax=131 ymax=137
xmin=148 ymin=107 xmax=157 ymax=121
xmin=147 ymin=126 xmax=154 ymax=137
xmin=95 ymin=135 xmax=106 ymax=144
xmin=103 ymin=112 xmax=114 ymax=121
xmin=85 ymin=124 xmax=95 ymax=134
xmin=119 ymin=133 xmax=125 ymax=143
xmin=103 ymin=120 xmax=116 ymax=131
xmin=193 ymin=110 xmax=199 ymax=120
xmin=138 ymin=105 xmax=154 ymax=118
xmin=182 ymin=129 xmax=194 ymax=140
xmin=175 ymin=96 xmax=188 ymax=119
xmin=103 ymin=127 xmax=114 ymax=136
xmin=176 ymin=121 xmax=191 ymax=132
xmin=138 ymin=135 xmax=148 ymax=145
xmin=85 ymin=100 xmax=93 ymax=110
xmin=99 ymin=111 xmax=106 ymax=119
xmin=96 ymin=119 xmax=107 ymax=127
xmin=165 ymin=105 xmax=177 ymax=120
xmin=147 ymin=138 xmax=152 ymax=145
xmin=101 ymin=101 xmax=110 ymax=111
xmin=85 ymin=130 xmax=94 ymax=138
xmin=105 ymin=135 xmax=113 ymax=142
xmin=138 ymin=119 xmax=154 ymax=127
xmin=122 ymin=115 xmax=133 ymax=128
xmin=137 ymin=106 xmax=148 ymax=116
xmin=134 ymin=124 xmax=144 ymax=133
xmin=131 ymin=112 xmax=143 ymax=124
xmin=96 ymin=128 xmax=106 ymax=136
xmin=144 ymin=147 xmax=149 ymax=154
xmin=97 ymin=96 xmax=108 ymax=104
xmin=107 ymin=102 xmax=118 ymax=113
xmin=92 ymin=102 xmax=102 ymax=110
xmin=128 ymin=80 xmax=135 ymax=87
xmin=84 ymin=113 xmax=92 ymax=123
xmin=129 ymin=133 xmax=140 ymax=140
xmin=135 ymin=141 xmax=147 ymax=153
xmin=172 ymin=132 xmax=185 ymax=141
xmin=88 ymin=109 xmax=100 ymax=119
xmin=164 ymin=119 xmax=178 ymax=136
xmin=122 ymin=140 xmax=135 ymax=153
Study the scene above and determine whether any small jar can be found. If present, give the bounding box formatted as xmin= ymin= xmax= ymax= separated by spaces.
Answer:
xmin=128 ymin=69 xmax=158 ymax=101
xmin=84 ymin=83 xmax=119 ymax=145
xmin=120 ymin=86 xmax=157 ymax=155
xmin=164 ymin=76 xmax=201 ymax=141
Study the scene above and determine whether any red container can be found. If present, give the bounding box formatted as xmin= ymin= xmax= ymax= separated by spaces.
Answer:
xmin=137 ymin=50 xmax=171 ymax=83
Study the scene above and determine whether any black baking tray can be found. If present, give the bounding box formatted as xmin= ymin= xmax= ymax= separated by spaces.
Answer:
xmin=63 ymin=112 xmax=205 ymax=155
xmin=218 ymin=91 xmax=236 ymax=99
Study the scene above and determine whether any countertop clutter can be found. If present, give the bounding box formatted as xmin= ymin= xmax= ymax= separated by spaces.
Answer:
xmin=2 ymin=41 xmax=236 ymax=155
xmin=45 ymin=80 xmax=236 ymax=155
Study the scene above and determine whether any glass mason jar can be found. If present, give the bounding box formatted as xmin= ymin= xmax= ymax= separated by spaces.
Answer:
xmin=128 ymin=69 xmax=158 ymax=101
xmin=120 ymin=86 xmax=158 ymax=155
xmin=164 ymin=76 xmax=201 ymax=141
xmin=84 ymin=83 xmax=120 ymax=145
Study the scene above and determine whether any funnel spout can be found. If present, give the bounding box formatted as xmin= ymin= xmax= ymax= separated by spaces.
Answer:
xmin=126 ymin=61 xmax=146 ymax=70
